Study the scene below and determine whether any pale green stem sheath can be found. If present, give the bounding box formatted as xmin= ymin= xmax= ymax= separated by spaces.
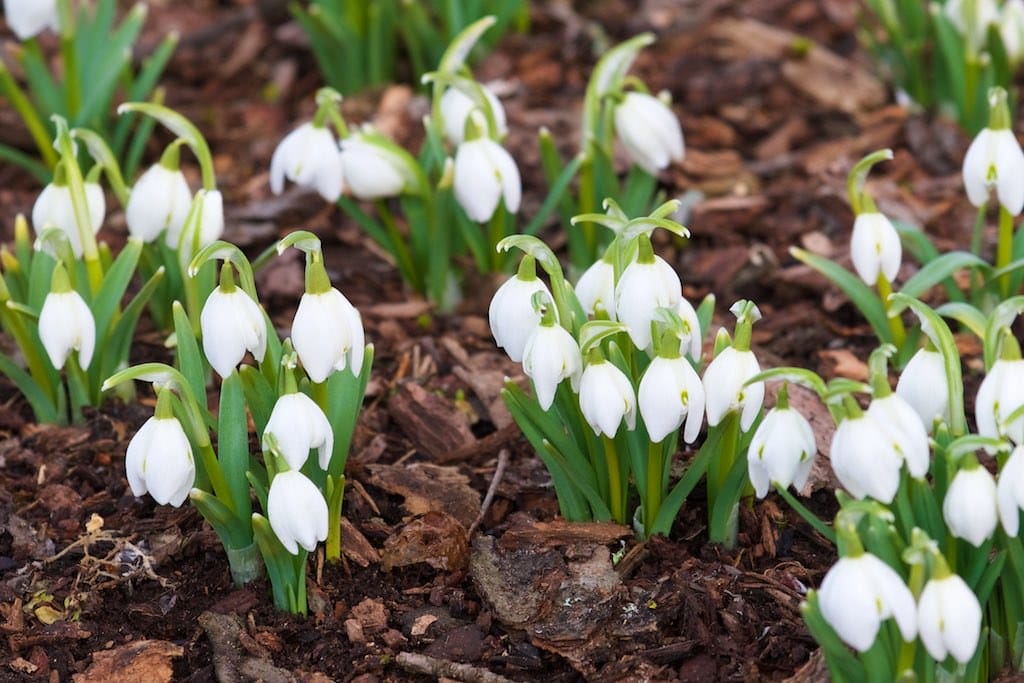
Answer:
xmin=325 ymin=474 xmax=345 ymax=561
xmin=602 ymin=434 xmax=626 ymax=525
xmin=644 ymin=441 xmax=664 ymax=537
xmin=875 ymin=273 xmax=904 ymax=348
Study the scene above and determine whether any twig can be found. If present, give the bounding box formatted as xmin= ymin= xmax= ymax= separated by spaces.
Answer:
xmin=395 ymin=651 xmax=516 ymax=683
xmin=467 ymin=448 xmax=509 ymax=538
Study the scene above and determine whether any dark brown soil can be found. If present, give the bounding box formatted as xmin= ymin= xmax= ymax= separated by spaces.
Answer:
xmin=0 ymin=0 xmax=993 ymax=681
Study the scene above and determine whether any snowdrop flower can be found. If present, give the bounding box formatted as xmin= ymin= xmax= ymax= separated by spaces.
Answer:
xmin=292 ymin=285 xmax=365 ymax=383
xmin=200 ymin=269 xmax=267 ymax=378
xmin=489 ymin=264 xmax=550 ymax=363
xmin=895 ymin=347 xmax=949 ymax=431
xmin=702 ymin=346 xmax=763 ymax=430
xmin=917 ymin=573 xmax=982 ymax=664
xmin=998 ymin=446 xmax=1024 ymax=535
xmin=1002 ymin=0 xmax=1024 ymax=64
xmin=522 ymin=320 xmax=582 ymax=411
xmin=38 ymin=266 xmax=95 ymax=370
xmin=339 ymin=133 xmax=413 ymax=201
xmin=639 ymin=355 xmax=705 ymax=443
xmin=615 ymin=252 xmax=681 ymax=353
xmin=818 ymin=553 xmax=917 ymax=652
xmin=676 ymin=296 xmax=703 ymax=361
xmin=125 ymin=413 xmax=196 ymax=507
xmin=575 ymin=259 xmax=617 ymax=320
xmin=976 ymin=357 xmax=1024 ymax=444
xmin=4 ymin=0 xmax=59 ymax=40
xmin=747 ymin=393 xmax=816 ymax=498
xmin=267 ymin=470 xmax=329 ymax=555
xmin=850 ymin=211 xmax=901 ymax=285
xmin=440 ymin=85 xmax=507 ymax=145
xmin=830 ymin=413 xmax=904 ymax=503
xmin=866 ymin=393 xmax=930 ymax=478
xmin=126 ymin=160 xmax=193 ymax=244
xmin=962 ymin=89 xmax=1024 ymax=215
xmin=173 ymin=189 xmax=224 ymax=251
xmin=579 ymin=359 xmax=636 ymax=437
xmin=32 ymin=179 xmax=105 ymax=258
xmin=613 ymin=91 xmax=685 ymax=175
xmin=270 ymin=122 xmax=343 ymax=202
xmin=264 ymin=392 xmax=334 ymax=471
xmin=945 ymin=0 xmax=999 ymax=53
xmin=453 ymin=119 xmax=521 ymax=223
xmin=943 ymin=464 xmax=998 ymax=546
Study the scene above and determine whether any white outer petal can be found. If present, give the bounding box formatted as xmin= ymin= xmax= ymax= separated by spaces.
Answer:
xmin=818 ymin=558 xmax=884 ymax=651
xmin=38 ymin=291 xmax=95 ymax=370
xmin=615 ymin=256 xmax=681 ymax=352
xmin=850 ymin=212 xmax=901 ymax=284
xmin=488 ymin=275 xmax=549 ymax=362
xmin=575 ymin=260 xmax=617 ymax=320
xmin=144 ymin=420 xmax=197 ymax=506
xmin=522 ymin=325 xmax=581 ymax=411
xmin=440 ymin=86 xmax=507 ymax=145
xmin=579 ymin=362 xmax=636 ymax=436
xmin=200 ymin=288 xmax=267 ymax=377
xmin=292 ymin=288 xmax=364 ymax=383
xmin=962 ymin=128 xmax=992 ymax=207
xmin=267 ymin=471 xmax=329 ymax=555
xmin=868 ymin=394 xmax=930 ymax=478
xmin=5 ymin=0 xmax=59 ymax=39
xmin=943 ymin=467 xmax=998 ymax=546
xmin=340 ymin=138 xmax=406 ymax=201
xmin=264 ymin=392 xmax=333 ymax=471
xmin=896 ymin=348 xmax=949 ymax=430
xmin=917 ymin=576 xmax=982 ymax=664
xmin=993 ymin=128 xmax=1024 ymax=215
xmin=614 ymin=92 xmax=684 ymax=174
xmin=125 ymin=417 xmax=158 ymax=497
xmin=126 ymin=164 xmax=194 ymax=242
xmin=998 ymin=447 xmax=1024 ymax=535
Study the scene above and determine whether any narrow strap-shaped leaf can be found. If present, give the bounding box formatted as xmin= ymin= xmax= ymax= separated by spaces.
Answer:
xmin=172 ymin=301 xmax=208 ymax=419
xmin=650 ymin=429 xmax=719 ymax=536
xmin=323 ymin=345 xmax=374 ymax=477
xmin=92 ymin=238 xmax=141 ymax=340
xmin=522 ymin=153 xmax=583 ymax=238
xmin=0 ymin=352 xmax=58 ymax=423
xmin=899 ymin=250 xmax=987 ymax=300
xmin=103 ymin=266 xmax=164 ymax=381
xmin=218 ymin=371 xmax=252 ymax=522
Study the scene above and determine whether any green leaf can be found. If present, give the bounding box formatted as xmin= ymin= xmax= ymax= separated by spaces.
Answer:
xmin=172 ymin=301 xmax=207 ymax=411
xmin=103 ymin=266 xmax=164 ymax=381
xmin=898 ymin=251 xmax=987 ymax=300
xmin=218 ymin=372 xmax=252 ymax=521
xmin=91 ymin=238 xmax=141 ymax=342
xmin=0 ymin=351 xmax=58 ymax=423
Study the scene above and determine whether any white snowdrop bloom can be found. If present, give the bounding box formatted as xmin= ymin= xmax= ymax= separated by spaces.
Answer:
xmin=850 ymin=212 xmax=901 ymax=285
xmin=830 ymin=413 xmax=904 ymax=503
xmin=270 ymin=122 xmax=344 ymax=202
xmin=917 ymin=574 xmax=983 ymax=664
xmin=614 ymin=255 xmax=681 ymax=352
xmin=126 ymin=163 xmax=193 ymax=244
xmin=488 ymin=273 xmax=550 ymax=363
xmin=4 ymin=0 xmax=59 ymax=40
xmin=962 ymin=127 xmax=1024 ymax=215
xmin=945 ymin=0 xmax=1000 ymax=52
xmin=200 ymin=286 xmax=266 ymax=378
xmin=38 ymin=290 xmax=95 ymax=370
xmin=1002 ymin=0 xmax=1024 ymax=64
xmin=747 ymin=405 xmax=816 ymax=498
xmin=613 ymin=92 xmax=685 ymax=175
xmin=976 ymin=358 xmax=1024 ymax=444
xmin=522 ymin=322 xmax=582 ymax=411
xmin=895 ymin=348 xmax=950 ymax=431
xmin=195 ymin=189 xmax=225 ymax=249
xmin=339 ymin=134 xmax=411 ymax=201
xmin=263 ymin=392 xmax=334 ymax=471
xmin=866 ymin=393 xmax=930 ymax=478
xmin=292 ymin=287 xmax=365 ymax=383
xmin=639 ymin=355 xmax=705 ymax=443
xmin=702 ymin=346 xmax=763 ymax=430
xmin=440 ymin=85 xmax=507 ymax=145
xmin=575 ymin=259 xmax=617 ymax=320
xmin=267 ymin=470 xmax=329 ymax=555
xmin=676 ymin=296 xmax=703 ymax=362
xmin=818 ymin=553 xmax=917 ymax=652
xmin=579 ymin=360 xmax=636 ymax=437
xmin=32 ymin=181 xmax=105 ymax=258
xmin=125 ymin=416 xmax=196 ymax=507
xmin=999 ymin=446 xmax=1024 ymax=535
xmin=943 ymin=466 xmax=998 ymax=547
xmin=453 ymin=137 xmax=521 ymax=223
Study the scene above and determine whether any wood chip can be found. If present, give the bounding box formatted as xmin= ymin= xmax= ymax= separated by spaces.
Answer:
xmin=388 ymin=383 xmax=475 ymax=462
xmin=72 ymin=640 xmax=183 ymax=683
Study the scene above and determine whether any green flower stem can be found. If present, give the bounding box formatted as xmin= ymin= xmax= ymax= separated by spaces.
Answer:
xmin=375 ymin=200 xmax=420 ymax=289
xmin=64 ymin=357 xmax=89 ymax=424
xmin=971 ymin=203 xmax=986 ymax=258
xmin=875 ymin=274 xmax=905 ymax=349
xmin=644 ymin=442 xmax=664 ymax=536
xmin=709 ymin=411 xmax=740 ymax=543
xmin=311 ymin=378 xmax=329 ymax=416
xmin=53 ymin=118 xmax=103 ymax=292
xmin=997 ymin=205 xmax=1015 ymax=297
xmin=577 ymin=152 xmax=597 ymax=266
xmin=118 ymin=102 xmax=216 ymax=191
xmin=773 ymin=484 xmax=835 ymax=544
xmin=325 ymin=473 xmax=345 ymax=561
xmin=964 ymin=56 xmax=980 ymax=130
xmin=602 ymin=434 xmax=626 ymax=524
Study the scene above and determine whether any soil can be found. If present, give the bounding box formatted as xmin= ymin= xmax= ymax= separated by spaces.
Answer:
xmin=0 ymin=0 xmax=994 ymax=681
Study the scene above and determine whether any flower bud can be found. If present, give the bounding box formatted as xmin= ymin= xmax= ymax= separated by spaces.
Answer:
xmin=39 ymin=290 xmax=95 ymax=370
xmin=579 ymin=359 xmax=636 ymax=437
xmin=522 ymin=321 xmax=582 ymax=411
xmin=270 ymin=122 xmax=344 ymax=202
xmin=263 ymin=392 xmax=334 ymax=471
xmin=613 ymin=92 xmax=685 ymax=175
xmin=917 ymin=573 xmax=982 ymax=664
xmin=850 ymin=212 xmax=901 ymax=285
xmin=267 ymin=470 xmax=328 ymax=555
xmin=125 ymin=415 xmax=196 ymax=507
xmin=453 ymin=137 xmax=521 ymax=223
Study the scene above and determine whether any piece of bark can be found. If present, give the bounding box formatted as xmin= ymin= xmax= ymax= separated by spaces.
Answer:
xmin=72 ymin=640 xmax=182 ymax=683
xmin=341 ymin=517 xmax=380 ymax=568
xmin=366 ymin=463 xmax=481 ymax=528
xmin=389 ymin=383 xmax=475 ymax=462
xmin=381 ymin=511 xmax=470 ymax=572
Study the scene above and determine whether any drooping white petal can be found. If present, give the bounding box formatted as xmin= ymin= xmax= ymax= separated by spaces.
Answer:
xmin=4 ymin=0 xmax=59 ymax=40
xmin=522 ymin=323 xmax=582 ymax=411
xmin=818 ymin=554 xmax=916 ymax=652
xmin=850 ymin=212 xmax=901 ymax=285
xmin=263 ymin=392 xmax=334 ymax=471
xmin=895 ymin=348 xmax=949 ymax=431
xmin=38 ymin=290 xmax=95 ymax=370
xmin=267 ymin=470 xmax=329 ymax=555
xmin=270 ymin=122 xmax=343 ymax=202
xmin=200 ymin=287 xmax=267 ymax=378
xmin=998 ymin=446 xmax=1024 ymax=535
xmin=126 ymin=164 xmax=193 ymax=243
xmin=575 ymin=260 xmax=617 ymax=320
xmin=292 ymin=288 xmax=365 ymax=383
xmin=453 ymin=138 xmax=521 ymax=223
xmin=943 ymin=467 xmax=998 ymax=546
xmin=994 ymin=129 xmax=1024 ymax=215
xmin=339 ymin=136 xmax=408 ymax=201
xmin=830 ymin=413 xmax=903 ymax=502
xmin=614 ymin=255 xmax=681 ymax=352
xmin=917 ymin=575 xmax=982 ymax=664
xmin=702 ymin=346 xmax=763 ymax=429
xmin=867 ymin=394 xmax=930 ymax=478
xmin=613 ymin=92 xmax=685 ymax=175
xmin=440 ymin=85 xmax=508 ymax=145
xmin=747 ymin=406 xmax=816 ymax=498
xmin=639 ymin=356 xmax=705 ymax=443
xmin=124 ymin=416 xmax=195 ymax=507
xmin=579 ymin=361 xmax=636 ymax=437
xmin=489 ymin=274 xmax=549 ymax=362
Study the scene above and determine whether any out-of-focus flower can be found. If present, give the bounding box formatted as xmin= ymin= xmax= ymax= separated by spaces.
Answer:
xmin=453 ymin=136 xmax=521 ymax=223
xmin=917 ymin=573 xmax=982 ymax=664
xmin=270 ymin=122 xmax=343 ymax=202
xmin=267 ymin=470 xmax=328 ymax=555
xmin=850 ymin=212 xmax=901 ymax=285
xmin=339 ymin=133 xmax=414 ymax=201
xmin=39 ymin=289 xmax=95 ymax=370
xmin=613 ymin=92 xmax=685 ymax=175
xmin=579 ymin=359 xmax=636 ymax=436
xmin=575 ymin=259 xmax=617 ymax=320
xmin=32 ymin=180 xmax=105 ymax=258
xmin=963 ymin=123 xmax=1024 ymax=215
xmin=896 ymin=347 xmax=950 ymax=431
xmin=639 ymin=355 xmax=705 ymax=443
xmin=440 ymin=85 xmax=507 ymax=145
xmin=818 ymin=553 xmax=917 ymax=652
xmin=263 ymin=392 xmax=334 ymax=471
xmin=125 ymin=415 xmax=196 ymax=507
xmin=976 ymin=358 xmax=1024 ymax=444
xmin=126 ymin=162 xmax=193 ymax=244
xmin=4 ymin=0 xmax=59 ymax=40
